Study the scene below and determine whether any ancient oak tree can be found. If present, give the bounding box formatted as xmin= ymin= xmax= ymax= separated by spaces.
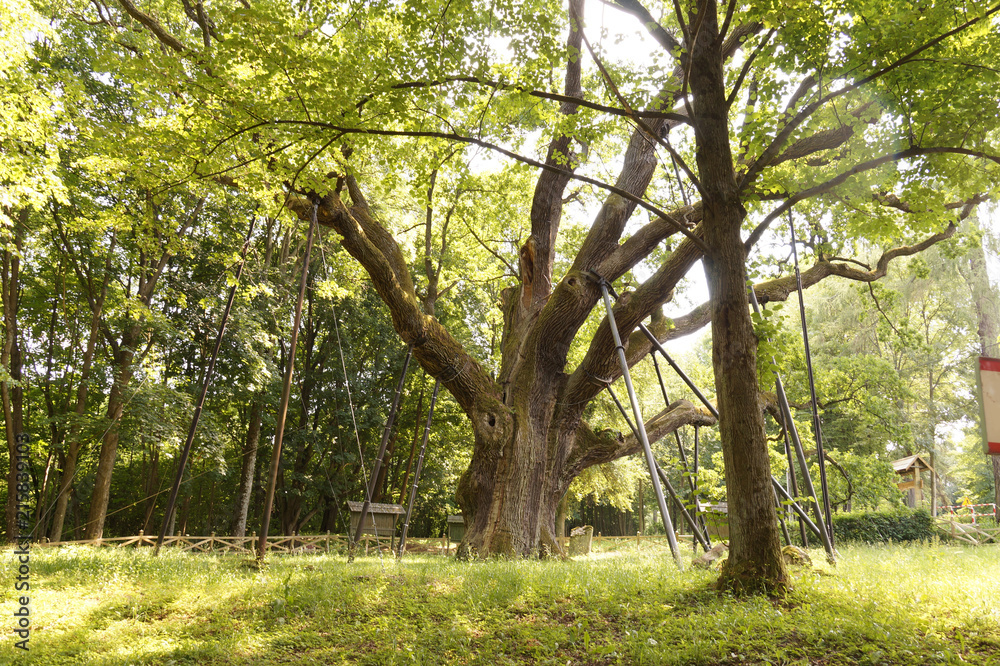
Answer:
xmin=84 ymin=0 xmax=1000 ymax=592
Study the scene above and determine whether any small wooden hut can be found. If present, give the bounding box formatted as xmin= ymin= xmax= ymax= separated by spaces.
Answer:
xmin=446 ymin=515 xmax=466 ymax=544
xmin=347 ymin=501 xmax=405 ymax=540
xmin=701 ymin=501 xmax=729 ymax=539
xmin=892 ymin=455 xmax=935 ymax=509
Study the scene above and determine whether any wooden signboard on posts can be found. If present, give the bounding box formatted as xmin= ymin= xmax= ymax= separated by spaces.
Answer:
xmin=977 ymin=356 xmax=1000 ymax=455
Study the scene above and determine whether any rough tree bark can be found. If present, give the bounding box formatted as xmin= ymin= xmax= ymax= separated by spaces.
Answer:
xmin=107 ymin=0 xmax=997 ymax=589
xmin=231 ymin=400 xmax=262 ymax=537
xmin=2 ymin=217 xmax=24 ymax=542
xmin=688 ymin=0 xmax=786 ymax=593
xmin=276 ymin=3 xmax=974 ymax=570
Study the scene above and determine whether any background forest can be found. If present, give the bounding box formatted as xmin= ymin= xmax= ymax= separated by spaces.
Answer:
xmin=2 ymin=0 xmax=999 ymax=546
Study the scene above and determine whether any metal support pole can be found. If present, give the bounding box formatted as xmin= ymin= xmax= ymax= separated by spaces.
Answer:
xmin=638 ymin=323 xmax=718 ymax=419
xmin=597 ymin=281 xmax=683 ymax=569
xmin=354 ymin=347 xmax=413 ymax=545
xmin=775 ymin=378 xmax=836 ymax=560
xmin=154 ymin=217 xmax=255 ymax=556
xmin=693 ymin=425 xmax=703 ymax=553
xmin=651 ymin=355 xmax=696 ymax=495
xmin=773 ymin=486 xmax=792 ymax=546
xmin=772 ymin=478 xmax=825 ymax=540
xmin=651 ymin=357 xmax=711 ymax=547
xmin=257 ymin=207 xmax=316 ymax=561
xmin=607 ymin=385 xmax=711 ymax=552
xmin=783 ymin=425 xmax=808 ymax=546
xmin=788 ymin=211 xmax=834 ymax=545
xmin=654 ymin=462 xmax=711 ymax=552
xmin=397 ymin=380 xmax=440 ymax=559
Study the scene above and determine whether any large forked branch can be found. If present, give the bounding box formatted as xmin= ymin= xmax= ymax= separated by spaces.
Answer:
xmin=285 ymin=189 xmax=497 ymax=416
xmin=560 ymin=232 xmax=706 ymax=424
xmin=650 ymin=206 xmax=978 ymax=347
xmin=564 ymin=400 xmax=716 ymax=481
xmin=525 ymin=0 xmax=586 ymax=311
xmin=564 ymin=193 xmax=981 ymax=436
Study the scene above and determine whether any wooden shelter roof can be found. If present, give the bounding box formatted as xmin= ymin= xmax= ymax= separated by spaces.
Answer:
xmin=892 ymin=454 xmax=934 ymax=474
xmin=347 ymin=501 xmax=405 ymax=514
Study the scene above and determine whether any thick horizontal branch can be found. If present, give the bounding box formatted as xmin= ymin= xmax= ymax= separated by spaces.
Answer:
xmin=640 ymin=217 xmax=968 ymax=354
xmin=769 ymin=125 xmax=856 ymax=167
xmin=565 ymin=400 xmax=716 ymax=480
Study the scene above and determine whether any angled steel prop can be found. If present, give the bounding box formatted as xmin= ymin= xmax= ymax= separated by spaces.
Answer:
xmin=788 ymin=210 xmax=834 ymax=544
xmin=154 ymin=217 xmax=256 ymax=556
xmin=354 ymin=347 xmax=413 ymax=545
xmin=649 ymin=355 xmax=711 ymax=547
xmin=595 ymin=278 xmax=683 ymax=569
xmin=605 ymin=384 xmax=712 ymax=553
xmin=640 ymin=310 xmax=833 ymax=560
xmin=748 ymin=287 xmax=836 ymax=562
xmin=396 ymin=379 xmax=440 ymax=559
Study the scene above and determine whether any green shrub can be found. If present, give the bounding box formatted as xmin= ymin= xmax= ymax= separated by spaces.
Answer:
xmin=831 ymin=507 xmax=935 ymax=544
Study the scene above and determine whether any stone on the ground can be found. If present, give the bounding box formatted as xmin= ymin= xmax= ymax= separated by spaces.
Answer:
xmin=781 ymin=545 xmax=812 ymax=567
xmin=692 ymin=542 xmax=728 ymax=569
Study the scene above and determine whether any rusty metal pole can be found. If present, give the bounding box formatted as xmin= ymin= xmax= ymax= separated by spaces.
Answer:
xmin=354 ymin=347 xmax=412 ymax=545
xmin=257 ymin=207 xmax=316 ymax=561
xmin=154 ymin=217 xmax=256 ymax=556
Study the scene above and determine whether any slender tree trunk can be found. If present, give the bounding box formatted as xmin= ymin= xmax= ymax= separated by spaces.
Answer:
xmin=84 ymin=339 xmax=137 ymax=540
xmin=141 ymin=444 xmax=160 ymax=533
xmin=2 ymin=220 xmax=24 ymax=542
xmin=50 ymin=298 xmax=104 ymax=541
xmin=231 ymin=400 xmax=262 ymax=536
xmin=690 ymin=0 xmax=786 ymax=593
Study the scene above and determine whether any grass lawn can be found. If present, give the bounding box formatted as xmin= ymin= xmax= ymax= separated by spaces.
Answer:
xmin=2 ymin=540 xmax=999 ymax=665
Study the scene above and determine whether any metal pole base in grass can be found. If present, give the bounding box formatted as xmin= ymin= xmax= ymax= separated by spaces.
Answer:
xmin=257 ymin=207 xmax=317 ymax=562
xmin=595 ymin=277 xmax=683 ymax=570
xmin=397 ymin=379 xmax=440 ymax=559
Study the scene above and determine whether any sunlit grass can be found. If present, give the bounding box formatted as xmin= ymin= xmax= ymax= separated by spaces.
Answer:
xmin=1 ymin=542 xmax=998 ymax=664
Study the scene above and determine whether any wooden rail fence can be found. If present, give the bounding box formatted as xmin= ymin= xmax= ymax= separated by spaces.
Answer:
xmin=36 ymin=531 xmax=356 ymax=555
xmin=935 ymin=518 xmax=1000 ymax=545
xmin=32 ymin=531 xmax=696 ymax=556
